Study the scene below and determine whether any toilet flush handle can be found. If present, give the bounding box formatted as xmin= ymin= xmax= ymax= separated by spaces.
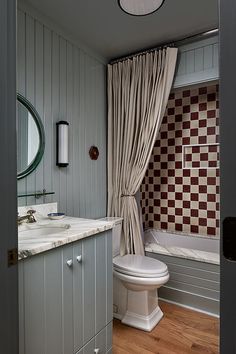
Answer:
xmin=94 ymin=349 xmax=100 ymax=354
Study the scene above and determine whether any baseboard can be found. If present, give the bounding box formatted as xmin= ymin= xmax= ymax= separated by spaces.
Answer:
xmin=113 ymin=313 xmax=123 ymax=320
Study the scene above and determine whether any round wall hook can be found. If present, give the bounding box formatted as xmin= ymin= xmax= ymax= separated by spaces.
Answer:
xmin=89 ymin=146 xmax=99 ymax=160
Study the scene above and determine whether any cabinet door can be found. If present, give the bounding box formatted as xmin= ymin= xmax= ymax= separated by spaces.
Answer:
xmin=106 ymin=322 xmax=113 ymax=353
xmin=62 ymin=244 xmax=74 ymax=354
xmin=22 ymin=248 xmax=65 ymax=354
xmin=82 ymin=236 xmax=96 ymax=344
xmin=95 ymin=327 xmax=107 ymax=354
xmin=24 ymin=254 xmax=46 ymax=354
xmin=44 ymin=248 xmax=63 ymax=354
xmin=73 ymin=241 xmax=83 ymax=352
xmin=95 ymin=233 xmax=107 ymax=333
xmin=95 ymin=231 xmax=113 ymax=334
xmin=106 ymin=232 xmax=113 ymax=324
xmin=83 ymin=338 xmax=95 ymax=354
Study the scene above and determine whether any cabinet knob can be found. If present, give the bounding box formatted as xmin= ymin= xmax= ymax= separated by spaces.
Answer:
xmin=76 ymin=255 xmax=82 ymax=263
xmin=94 ymin=349 xmax=100 ymax=354
xmin=66 ymin=259 xmax=73 ymax=267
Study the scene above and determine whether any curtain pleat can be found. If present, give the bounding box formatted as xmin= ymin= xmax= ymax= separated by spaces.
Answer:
xmin=107 ymin=48 xmax=178 ymax=255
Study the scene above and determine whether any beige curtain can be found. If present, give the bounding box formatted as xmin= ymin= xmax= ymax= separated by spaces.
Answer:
xmin=107 ymin=47 xmax=178 ymax=255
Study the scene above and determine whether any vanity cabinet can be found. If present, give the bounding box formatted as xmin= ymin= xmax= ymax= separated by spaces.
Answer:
xmin=19 ymin=230 xmax=113 ymax=354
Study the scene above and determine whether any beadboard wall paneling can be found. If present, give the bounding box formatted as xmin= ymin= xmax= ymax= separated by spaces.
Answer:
xmin=173 ymin=36 xmax=219 ymax=88
xmin=17 ymin=9 xmax=107 ymax=219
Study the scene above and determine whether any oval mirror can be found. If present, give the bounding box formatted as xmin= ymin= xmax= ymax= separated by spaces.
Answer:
xmin=17 ymin=94 xmax=45 ymax=179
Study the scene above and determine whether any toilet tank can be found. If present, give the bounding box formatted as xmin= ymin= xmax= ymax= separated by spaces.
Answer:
xmin=113 ymin=220 xmax=122 ymax=257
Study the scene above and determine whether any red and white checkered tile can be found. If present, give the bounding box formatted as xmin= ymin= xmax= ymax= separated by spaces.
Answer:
xmin=141 ymin=84 xmax=219 ymax=237
xmin=184 ymin=144 xmax=219 ymax=169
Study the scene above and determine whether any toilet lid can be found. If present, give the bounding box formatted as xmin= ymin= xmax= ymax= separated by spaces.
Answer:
xmin=113 ymin=255 xmax=168 ymax=278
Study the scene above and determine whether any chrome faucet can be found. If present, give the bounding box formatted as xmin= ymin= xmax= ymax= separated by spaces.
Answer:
xmin=18 ymin=210 xmax=37 ymax=225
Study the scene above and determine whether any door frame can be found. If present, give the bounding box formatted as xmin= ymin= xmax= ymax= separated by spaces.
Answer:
xmin=0 ymin=0 xmax=18 ymax=353
xmin=220 ymin=0 xmax=236 ymax=352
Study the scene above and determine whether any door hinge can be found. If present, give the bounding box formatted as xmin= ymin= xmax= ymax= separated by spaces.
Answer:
xmin=8 ymin=248 xmax=18 ymax=267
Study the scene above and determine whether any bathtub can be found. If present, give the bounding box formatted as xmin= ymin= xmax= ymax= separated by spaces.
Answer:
xmin=144 ymin=229 xmax=220 ymax=316
xmin=145 ymin=229 xmax=219 ymax=263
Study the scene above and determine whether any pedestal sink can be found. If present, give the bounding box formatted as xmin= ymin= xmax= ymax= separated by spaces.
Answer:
xmin=18 ymin=224 xmax=70 ymax=238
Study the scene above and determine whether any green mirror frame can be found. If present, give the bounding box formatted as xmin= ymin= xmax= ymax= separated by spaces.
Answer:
xmin=17 ymin=94 xmax=45 ymax=180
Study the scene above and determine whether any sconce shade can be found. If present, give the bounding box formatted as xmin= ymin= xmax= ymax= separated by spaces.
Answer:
xmin=56 ymin=121 xmax=69 ymax=167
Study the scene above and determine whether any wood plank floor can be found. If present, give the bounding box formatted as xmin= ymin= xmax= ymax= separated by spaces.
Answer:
xmin=113 ymin=301 xmax=219 ymax=354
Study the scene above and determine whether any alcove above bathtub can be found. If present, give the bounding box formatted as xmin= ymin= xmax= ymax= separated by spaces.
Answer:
xmin=173 ymin=36 xmax=219 ymax=88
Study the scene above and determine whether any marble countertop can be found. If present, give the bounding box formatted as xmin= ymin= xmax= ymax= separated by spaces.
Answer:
xmin=99 ymin=216 xmax=123 ymax=225
xmin=145 ymin=242 xmax=220 ymax=265
xmin=18 ymin=216 xmax=114 ymax=260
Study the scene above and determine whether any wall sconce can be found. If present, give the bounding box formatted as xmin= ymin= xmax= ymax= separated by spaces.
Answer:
xmin=56 ymin=121 xmax=69 ymax=167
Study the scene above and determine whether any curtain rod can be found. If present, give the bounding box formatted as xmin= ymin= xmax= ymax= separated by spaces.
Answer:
xmin=109 ymin=28 xmax=219 ymax=65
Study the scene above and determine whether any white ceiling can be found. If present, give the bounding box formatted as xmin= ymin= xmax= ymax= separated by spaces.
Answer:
xmin=23 ymin=0 xmax=219 ymax=60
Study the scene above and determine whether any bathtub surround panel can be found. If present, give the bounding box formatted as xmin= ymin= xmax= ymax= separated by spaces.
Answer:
xmin=145 ymin=229 xmax=220 ymax=265
xmin=146 ymin=252 xmax=220 ymax=316
xmin=17 ymin=8 xmax=107 ymax=219
xmin=141 ymin=84 xmax=219 ymax=237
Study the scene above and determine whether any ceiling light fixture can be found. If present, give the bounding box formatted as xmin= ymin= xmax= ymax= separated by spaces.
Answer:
xmin=118 ymin=0 xmax=165 ymax=16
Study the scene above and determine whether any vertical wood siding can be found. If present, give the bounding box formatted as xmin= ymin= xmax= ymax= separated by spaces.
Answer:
xmin=17 ymin=9 xmax=107 ymax=219
xmin=173 ymin=36 xmax=219 ymax=88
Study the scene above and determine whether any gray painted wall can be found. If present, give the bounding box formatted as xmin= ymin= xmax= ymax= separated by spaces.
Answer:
xmin=0 ymin=0 xmax=18 ymax=352
xmin=17 ymin=8 xmax=107 ymax=219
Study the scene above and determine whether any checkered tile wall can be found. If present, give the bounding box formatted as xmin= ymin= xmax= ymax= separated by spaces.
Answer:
xmin=141 ymin=84 xmax=219 ymax=237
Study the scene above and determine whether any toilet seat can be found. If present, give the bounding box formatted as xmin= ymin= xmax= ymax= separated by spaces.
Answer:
xmin=113 ymin=255 xmax=168 ymax=278
xmin=113 ymin=268 xmax=169 ymax=288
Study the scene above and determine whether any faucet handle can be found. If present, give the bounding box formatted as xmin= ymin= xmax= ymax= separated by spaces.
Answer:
xmin=27 ymin=209 xmax=36 ymax=215
xmin=27 ymin=209 xmax=37 ymax=223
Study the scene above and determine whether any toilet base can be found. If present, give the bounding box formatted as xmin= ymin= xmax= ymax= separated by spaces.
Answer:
xmin=121 ymin=289 xmax=163 ymax=332
xmin=122 ymin=305 xmax=163 ymax=332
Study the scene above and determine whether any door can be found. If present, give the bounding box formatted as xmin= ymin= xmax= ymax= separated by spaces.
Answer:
xmin=0 ymin=1 xmax=18 ymax=353
xmin=220 ymin=0 xmax=236 ymax=352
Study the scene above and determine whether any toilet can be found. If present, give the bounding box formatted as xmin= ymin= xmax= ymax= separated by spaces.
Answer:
xmin=112 ymin=220 xmax=169 ymax=332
